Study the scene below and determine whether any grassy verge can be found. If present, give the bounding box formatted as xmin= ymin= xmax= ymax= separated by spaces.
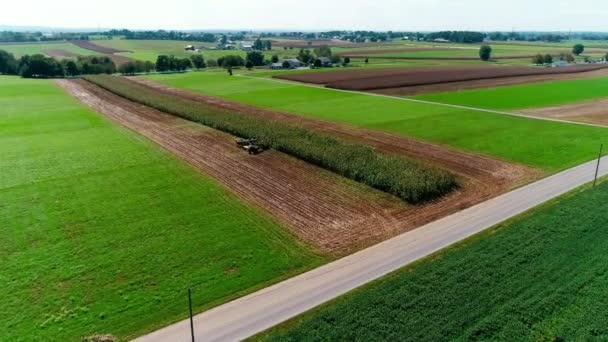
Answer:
xmin=144 ymin=72 xmax=608 ymax=172
xmin=254 ymin=180 xmax=608 ymax=341
xmin=0 ymin=76 xmax=323 ymax=341
xmin=415 ymin=76 xmax=608 ymax=110
xmin=83 ymin=75 xmax=457 ymax=204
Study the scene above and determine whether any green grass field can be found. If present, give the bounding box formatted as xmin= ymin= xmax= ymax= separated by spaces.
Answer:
xmin=415 ymin=77 xmax=608 ymax=110
xmin=0 ymin=76 xmax=322 ymax=341
xmin=0 ymin=42 xmax=101 ymax=57
xmin=256 ymin=181 xmax=608 ymax=341
xmin=144 ymin=72 xmax=608 ymax=171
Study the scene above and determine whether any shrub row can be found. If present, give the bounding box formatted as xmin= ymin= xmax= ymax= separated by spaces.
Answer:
xmin=83 ymin=75 xmax=457 ymax=203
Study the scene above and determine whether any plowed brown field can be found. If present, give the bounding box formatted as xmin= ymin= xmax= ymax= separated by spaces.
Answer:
xmin=71 ymin=40 xmax=131 ymax=54
xmin=375 ymin=67 xmax=608 ymax=95
xmin=276 ymin=65 xmax=608 ymax=91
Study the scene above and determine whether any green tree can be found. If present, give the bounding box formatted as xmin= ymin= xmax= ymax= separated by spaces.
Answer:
xmin=343 ymin=56 xmax=351 ymax=65
xmin=271 ymin=54 xmax=279 ymax=63
xmin=218 ymin=55 xmax=245 ymax=68
xmin=118 ymin=62 xmax=137 ymax=75
xmin=543 ymin=54 xmax=553 ymax=64
xmin=532 ymin=54 xmax=545 ymax=65
xmin=313 ymin=58 xmax=322 ymax=68
xmin=64 ymin=60 xmax=79 ymax=76
xmin=0 ymin=50 xmax=17 ymax=74
xmin=314 ymin=46 xmax=332 ymax=57
xmin=365 ymin=57 xmax=369 ymax=64
xmin=479 ymin=45 xmax=492 ymax=61
xmin=282 ymin=60 xmax=291 ymax=69
xmin=246 ymin=51 xmax=265 ymax=66
xmin=264 ymin=40 xmax=272 ymax=51
xmin=156 ymin=55 xmax=170 ymax=72
xmin=190 ymin=54 xmax=206 ymax=69
xmin=297 ymin=49 xmax=314 ymax=64
xmin=245 ymin=60 xmax=254 ymax=70
xmin=253 ymin=38 xmax=264 ymax=50
xmin=573 ymin=44 xmax=585 ymax=55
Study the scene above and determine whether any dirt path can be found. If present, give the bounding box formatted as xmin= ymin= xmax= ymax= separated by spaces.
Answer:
xmin=521 ymin=98 xmax=608 ymax=126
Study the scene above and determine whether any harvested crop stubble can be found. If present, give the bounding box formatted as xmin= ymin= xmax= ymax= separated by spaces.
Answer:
xmin=83 ymin=75 xmax=457 ymax=203
xmin=277 ymin=65 xmax=608 ymax=91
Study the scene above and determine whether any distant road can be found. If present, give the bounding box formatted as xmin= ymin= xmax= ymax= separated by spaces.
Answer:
xmin=133 ymin=156 xmax=608 ymax=342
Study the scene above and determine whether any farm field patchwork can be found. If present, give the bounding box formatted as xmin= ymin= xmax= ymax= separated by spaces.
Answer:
xmin=255 ymin=181 xmax=608 ymax=341
xmin=0 ymin=42 xmax=100 ymax=57
xmin=275 ymin=64 xmax=608 ymax=90
xmin=0 ymin=76 xmax=322 ymax=341
xmin=144 ymin=72 xmax=608 ymax=171
xmin=415 ymin=76 xmax=608 ymax=110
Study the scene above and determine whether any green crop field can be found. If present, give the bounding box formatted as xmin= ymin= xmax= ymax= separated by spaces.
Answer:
xmin=256 ymin=181 xmax=608 ymax=341
xmin=145 ymin=72 xmax=608 ymax=171
xmin=0 ymin=42 xmax=100 ymax=57
xmin=0 ymin=76 xmax=322 ymax=341
xmin=415 ymin=77 xmax=608 ymax=110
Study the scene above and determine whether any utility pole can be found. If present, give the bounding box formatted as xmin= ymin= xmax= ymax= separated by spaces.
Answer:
xmin=188 ymin=288 xmax=195 ymax=342
xmin=594 ymin=144 xmax=603 ymax=187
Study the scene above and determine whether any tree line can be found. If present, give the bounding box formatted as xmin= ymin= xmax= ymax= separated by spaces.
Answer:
xmin=0 ymin=50 xmax=116 ymax=77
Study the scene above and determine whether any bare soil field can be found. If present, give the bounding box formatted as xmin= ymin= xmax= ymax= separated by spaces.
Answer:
xmin=277 ymin=65 xmax=608 ymax=91
xmin=71 ymin=40 xmax=131 ymax=54
xmin=376 ymin=67 xmax=608 ymax=95
xmin=121 ymin=77 xmax=540 ymax=251
xmin=520 ymin=98 xmax=608 ymax=126
xmin=43 ymin=49 xmax=79 ymax=58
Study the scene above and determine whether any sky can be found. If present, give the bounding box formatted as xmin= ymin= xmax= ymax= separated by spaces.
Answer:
xmin=2 ymin=0 xmax=608 ymax=32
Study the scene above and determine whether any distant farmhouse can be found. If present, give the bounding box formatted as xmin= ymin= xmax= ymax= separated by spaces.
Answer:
xmin=240 ymin=42 xmax=254 ymax=51
xmin=271 ymin=59 xmax=304 ymax=69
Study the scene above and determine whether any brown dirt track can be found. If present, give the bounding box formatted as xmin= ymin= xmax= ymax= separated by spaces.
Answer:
xmin=337 ymin=47 xmax=455 ymax=56
xmin=276 ymin=65 xmax=608 ymax=91
xmin=114 ymin=78 xmax=540 ymax=252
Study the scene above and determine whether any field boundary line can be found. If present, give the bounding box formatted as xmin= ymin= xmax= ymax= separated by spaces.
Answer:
xmin=237 ymin=74 xmax=608 ymax=129
xmin=133 ymin=155 xmax=608 ymax=342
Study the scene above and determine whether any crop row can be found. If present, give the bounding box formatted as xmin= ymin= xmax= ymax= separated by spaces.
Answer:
xmin=83 ymin=75 xmax=457 ymax=203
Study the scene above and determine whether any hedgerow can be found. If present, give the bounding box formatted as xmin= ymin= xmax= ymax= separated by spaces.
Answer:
xmin=83 ymin=75 xmax=457 ymax=203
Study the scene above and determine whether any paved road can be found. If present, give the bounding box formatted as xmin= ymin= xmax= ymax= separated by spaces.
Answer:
xmin=133 ymin=156 xmax=608 ymax=342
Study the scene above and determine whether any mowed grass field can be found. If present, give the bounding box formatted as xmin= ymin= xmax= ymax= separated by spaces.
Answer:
xmin=0 ymin=76 xmax=322 ymax=340
xmin=0 ymin=42 xmax=100 ymax=57
xmin=145 ymin=72 xmax=608 ymax=171
xmin=415 ymin=77 xmax=608 ymax=110
xmin=256 ymin=181 xmax=608 ymax=341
